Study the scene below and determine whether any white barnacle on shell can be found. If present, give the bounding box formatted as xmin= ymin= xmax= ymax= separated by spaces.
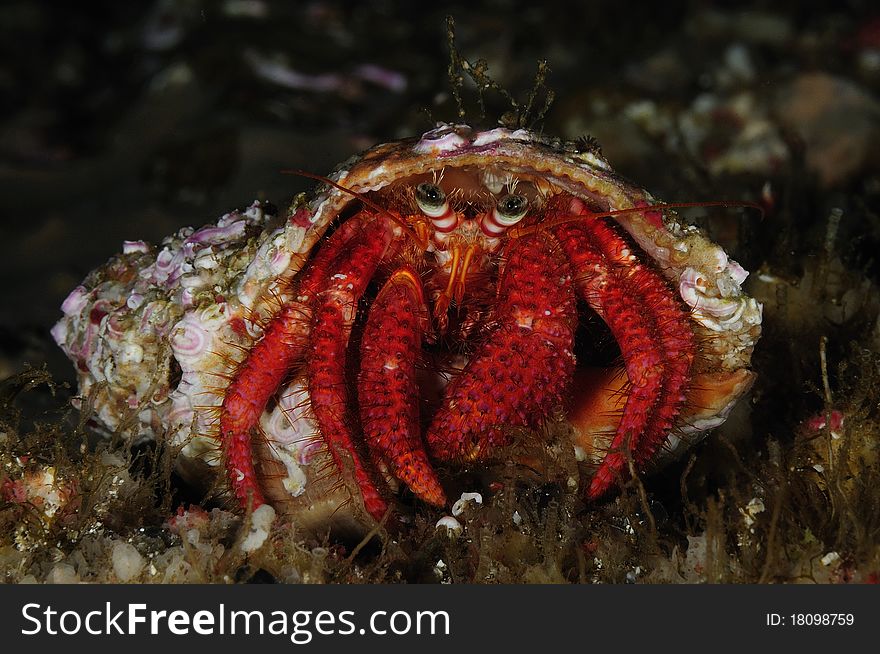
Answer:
xmin=472 ymin=127 xmax=527 ymax=147
xmin=679 ymin=266 xmax=761 ymax=332
xmin=413 ymin=124 xmax=469 ymax=154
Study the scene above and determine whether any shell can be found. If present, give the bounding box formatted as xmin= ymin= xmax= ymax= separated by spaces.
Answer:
xmin=52 ymin=123 xmax=762 ymax=531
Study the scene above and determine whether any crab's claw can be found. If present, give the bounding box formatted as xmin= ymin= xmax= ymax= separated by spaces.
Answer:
xmin=358 ymin=267 xmax=446 ymax=507
xmin=425 ymin=232 xmax=578 ymax=462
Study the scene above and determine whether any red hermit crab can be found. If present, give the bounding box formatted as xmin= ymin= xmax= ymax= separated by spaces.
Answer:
xmin=52 ymin=123 xmax=761 ymax=530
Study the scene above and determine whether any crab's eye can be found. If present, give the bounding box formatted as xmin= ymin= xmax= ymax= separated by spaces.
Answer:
xmin=493 ymin=194 xmax=529 ymax=226
xmin=415 ymin=183 xmax=448 ymax=218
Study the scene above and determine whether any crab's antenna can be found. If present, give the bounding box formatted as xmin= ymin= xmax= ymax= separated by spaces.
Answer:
xmin=510 ymin=200 xmax=765 ymax=238
xmin=281 ymin=169 xmax=428 ymax=250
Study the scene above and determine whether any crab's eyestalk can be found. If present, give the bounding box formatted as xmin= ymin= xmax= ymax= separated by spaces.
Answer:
xmin=481 ymin=193 xmax=529 ymax=236
xmin=416 ymin=182 xmax=458 ymax=233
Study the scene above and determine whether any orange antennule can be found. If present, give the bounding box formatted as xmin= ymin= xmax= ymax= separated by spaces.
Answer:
xmin=281 ymin=169 xmax=428 ymax=250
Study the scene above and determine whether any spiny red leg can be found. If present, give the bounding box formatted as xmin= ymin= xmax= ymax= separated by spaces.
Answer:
xmin=219 ymin=213 xmax=388 ymax=510
xmin=307 ymin=215 xmax=395 ymax=521
xmin=358 ymin=267 xmax=446 ymax=506
xmin=552 ymin=199 xmax=695 ymax=499
xmin=426 ymin=233 xmax=577 ymax=460
xmin=626 ymin=261 xmax=695 ymax=469
xmin=221 ymin=303 xmax=309 ymax=507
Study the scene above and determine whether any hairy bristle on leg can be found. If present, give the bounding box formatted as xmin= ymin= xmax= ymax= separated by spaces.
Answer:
xmin=551 ymin=195 xmax=695 ymax=499
xmin=306 ymin=214 xmax=396 ymax=521
xmin=358 ymin=267 xmax=446 ymax=506
xmin=220 ymin=211 xmax=390 ymax=512
xmin=220 ymin=302 xmax=310 ymax=507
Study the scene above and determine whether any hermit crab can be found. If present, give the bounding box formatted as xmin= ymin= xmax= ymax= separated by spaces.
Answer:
xmin=52 ymin=123 xmax=762 ymax=532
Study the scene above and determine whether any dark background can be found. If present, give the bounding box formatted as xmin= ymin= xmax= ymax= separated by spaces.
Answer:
xmin=2 ymin=0 xmax=877 ymax=383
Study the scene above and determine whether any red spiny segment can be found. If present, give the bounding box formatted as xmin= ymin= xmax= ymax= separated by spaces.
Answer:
xmin=358 ymin=268 xmax=446 ymax=506
xmin=219 ymin=211 xmax=383 ymax=512
xmin=307 ymin=215 xmax=394 ymax=521
xmin=552 ymin=198 xmax=695 ymax=499
xmin=625 ymin=266 xmax=695 ymax=468
xmin=586 ymin=227 xmax=694 ymax=496
xmin=581 ymin=268 xmax=669 ymax=497
xmin=296 ymin=214 xmax=381 ymax=299
xmin=220 ymin=302 xmax=309 ymax=508
xmin=426 ymin=234 xmax=577 ymax=461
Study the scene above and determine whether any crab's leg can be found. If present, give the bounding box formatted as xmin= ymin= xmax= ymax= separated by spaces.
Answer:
xmin=426 ymin=233 xmax=577 ymax=460
xmin=307 ymin=215 xmax=397 ymax=521
xmin=552 ymin=200 xmax=695 ymax=499
xmin=220 ymin=303 xmax=308 ymax=507
xmin=358 ymin=267 xmax=446 ymax=506
xmin=219 ymin=214 xmax=387 ymax=510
